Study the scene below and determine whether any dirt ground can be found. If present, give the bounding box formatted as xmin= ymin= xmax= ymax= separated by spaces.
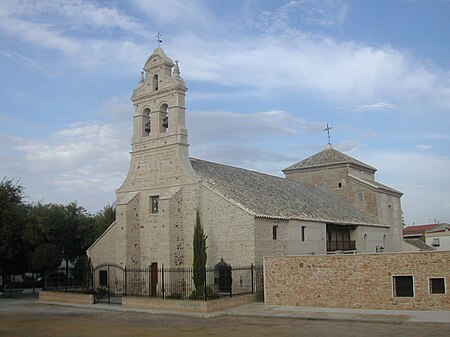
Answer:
xmin=1 ymin=299 xmax=449 ymax=337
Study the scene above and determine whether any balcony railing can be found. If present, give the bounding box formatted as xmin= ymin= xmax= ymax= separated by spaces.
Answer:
xmin=327 ymin=240 xmax=356 ymax=252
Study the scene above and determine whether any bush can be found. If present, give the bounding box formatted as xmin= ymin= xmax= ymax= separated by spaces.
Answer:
xmin=96 ymin=287 xmax=108 ymax=298
xmin=166 ymin=293 xmax=183 ymax=300
xmin=188 ymin=285 xmax=219 ymax=300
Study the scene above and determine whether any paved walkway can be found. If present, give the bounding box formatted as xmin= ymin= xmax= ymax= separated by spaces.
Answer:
xmin=35 ymin=300 xmax=450 ymax=325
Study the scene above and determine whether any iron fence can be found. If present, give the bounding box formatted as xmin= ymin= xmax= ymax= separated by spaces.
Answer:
xmin=42 ymin=266 xmax=92 ymax=292
xmin=44 ymin=264 xmax=264 ymax=302
xmin=327 ymin=240 xmax=356 ymax=252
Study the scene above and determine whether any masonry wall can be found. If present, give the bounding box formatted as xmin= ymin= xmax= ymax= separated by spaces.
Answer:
xmin=88 ymin=221 xmax=117 ymax=267
xmin=200 ymin=187 xmax=255 ymax=267
xmin=265 ymin=251 xmax=450 ymax=310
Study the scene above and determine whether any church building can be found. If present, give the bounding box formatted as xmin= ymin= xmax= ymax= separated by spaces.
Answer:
xmin=87 ymin=48 xmax=403 ymax=270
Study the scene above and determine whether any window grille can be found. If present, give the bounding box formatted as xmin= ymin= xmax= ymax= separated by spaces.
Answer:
xmin=151 ymin=196 xmax=159 ymax=213
xmin=393 ymin=275 xmax=414 ymax=297
xmin=429 ymin=278 xmax=445 ymax=294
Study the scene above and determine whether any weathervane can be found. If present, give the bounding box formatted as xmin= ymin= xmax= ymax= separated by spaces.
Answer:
xmin=324 ymin=123 xmax=333 ymax=146
xmin=156 ymin=32 xmax=162 ymax=47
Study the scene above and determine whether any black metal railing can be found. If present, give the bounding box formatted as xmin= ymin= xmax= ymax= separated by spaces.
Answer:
xmin=327 ymin=240 xmax=356 ymax=252
xmin=43 ymin=264 xmax=264 ymax=302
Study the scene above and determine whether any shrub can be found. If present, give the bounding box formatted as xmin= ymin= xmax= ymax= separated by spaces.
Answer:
xmin=188 ymin=285 xmax=219 ymax=300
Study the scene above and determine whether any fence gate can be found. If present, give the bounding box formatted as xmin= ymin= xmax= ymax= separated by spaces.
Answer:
xmin=93 ymin=264 xmax=125 ymax=305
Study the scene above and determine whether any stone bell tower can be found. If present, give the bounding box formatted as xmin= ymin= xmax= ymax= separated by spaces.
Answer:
xmin=113 ymin=47 xmax=200 ymax=269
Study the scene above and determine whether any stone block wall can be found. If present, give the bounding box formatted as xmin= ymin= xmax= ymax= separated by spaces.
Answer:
xmin=265 ymin=251 xmax=449 ymax=310
xmin=201 ymin=186 xmax=255 ymax=267
xmin=88 ymin=221 xmax=117 ymax=267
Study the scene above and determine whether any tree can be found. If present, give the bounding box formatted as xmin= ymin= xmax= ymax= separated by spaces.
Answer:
xmin=192 ymin=209 xmax=207 ymax=288
xmin=0 ymin=178 xmax=30 ymax=277
xmin=31 ymin=243 xmax=61 ymax=274
xmin=95 ymin=203 xmax=116 ymax=237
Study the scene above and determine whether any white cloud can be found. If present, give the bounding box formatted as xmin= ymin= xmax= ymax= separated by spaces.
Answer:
xmin=353 ymin=102 xmax=396 ymax=112
xmin=172 ymin=34 xmax=450 ymax=113
xmin=0 ymin=122 xmax=131 ymax=211
xmin=414 ymin=144 xmax=432 ymax=151
xmin=132 ymin=0 xmax=212 ymax=29
xmin=258 ymin=0 xmax=350 ymax=31
xmin=187 ymin=109 xmax=312 ymax=144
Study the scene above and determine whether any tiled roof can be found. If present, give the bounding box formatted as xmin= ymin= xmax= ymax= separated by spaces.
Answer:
xmin=403 ymin=224 xmax=441 ymax=234
xmin=348 ymin=175 xmax=403 ymax=196
xmin=283 ymin=147 xmax=376 ymax=172
xmin=404 ymin=239 xmax=435 ymax=251
xmin=190 ymin=158 xmax=380 ymax=226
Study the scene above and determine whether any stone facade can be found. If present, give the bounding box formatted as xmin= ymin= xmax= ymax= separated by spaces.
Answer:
xmin=283 ymin=147 xmax=403 ymax=252
xmin=264 ymin=251 xmax=450 ymax=310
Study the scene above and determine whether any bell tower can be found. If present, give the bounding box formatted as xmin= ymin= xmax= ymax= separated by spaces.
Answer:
xmin=131 ymin=47 xmax=189 ymax=150
xmin=114 ymin=47 xmax=199 ymax=269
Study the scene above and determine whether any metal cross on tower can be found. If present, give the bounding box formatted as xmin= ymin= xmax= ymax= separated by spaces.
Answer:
xmin=324 ymin=124 xmax=333 ymax=146
xmin=156 ymin=32 xmax=162 ymax=47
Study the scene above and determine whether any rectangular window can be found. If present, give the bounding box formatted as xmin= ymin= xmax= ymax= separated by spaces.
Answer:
xmin=301 ymin=226 xmax=306 ymax=242
xmin=151 ymin=195 xmax=159 ymax=213
xmin=99 ymin=270 xmax=108 ymax=287
xmin=272 ymin=225 xmax=278 ymax=240
xmin=429 ymin=278 xmax=446 ymax=294
xmin=431 ymin=238 xmax=440 ymax=246
xmin=393 ymin=275 xmax=414 ymax=297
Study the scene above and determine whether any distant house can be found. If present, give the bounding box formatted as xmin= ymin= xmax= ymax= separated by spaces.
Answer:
xmin=425 ymin=224 xmax=450 ymax=251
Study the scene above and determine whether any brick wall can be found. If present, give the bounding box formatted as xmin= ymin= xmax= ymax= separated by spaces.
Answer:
xmin=264 ymin=251 xmax=449 ymax=310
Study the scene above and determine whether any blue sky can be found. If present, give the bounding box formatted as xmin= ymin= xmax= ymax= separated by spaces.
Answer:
xmin=0 ymin=0 xmax=449 ymax=225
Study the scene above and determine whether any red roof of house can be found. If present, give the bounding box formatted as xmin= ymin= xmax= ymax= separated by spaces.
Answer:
xmin=403 ymin=224 xmax=440 ymax=234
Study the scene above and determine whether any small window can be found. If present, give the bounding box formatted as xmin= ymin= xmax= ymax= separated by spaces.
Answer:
xmin=432 ymin=238 xmax=440 ymax=247
xmin=99 ymin=270 xmax=108 ymax=287
xmin=272 ymin=225 xmax=278 ymax=240
xmin=151 ymin=196 xmax=159 ymax=213
xmin=337 ymin=182 xmax=342 ymax=188
xmin=153 ymin=74 xmax=158 ymax=90
xmin=301 ymin=226 xmax=306 ymax=242
xmin=393 ymin=275 xmax=414 ymax=297
xmin=429 ymin=278 xmax=446 ymax=294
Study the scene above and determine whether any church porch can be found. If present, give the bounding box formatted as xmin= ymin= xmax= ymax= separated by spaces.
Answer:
xmin=326 ymin=223 xmax=356 ymax=253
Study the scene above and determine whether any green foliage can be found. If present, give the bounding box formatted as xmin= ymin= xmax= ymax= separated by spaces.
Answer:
xmin=96 ymin=286 xmax=108 ymax=298
xmin=95 ymin=203 xmax=116 ymax=237
xmin=26 ymin=201 xmax=97 ymax=262
xmin=188 ymin=285 xmax=219 ymax=300
xmin=0 ymin=176 xmax=112 ymax=277
xmin=73 ymin=255 xmax=92 ymax=284
xmin=0 ymin=178 xmax=29 ymax=275
xmin=31 ymin=243 xmax=62 ymax=273
xmin=192 ymin=209 xmax=207 ymax=289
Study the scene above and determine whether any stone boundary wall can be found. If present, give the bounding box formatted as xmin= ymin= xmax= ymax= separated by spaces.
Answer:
xmin=39 ymin=291 xmax=94 ymax=305
xmin=264 ymin=251 xmax=449 ymax=310
xmin=122 ymin=294 xmax=256 ymax=312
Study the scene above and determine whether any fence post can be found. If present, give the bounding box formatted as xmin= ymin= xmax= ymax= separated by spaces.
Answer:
xmin=148 ymin=267 xmax=151 ymax=297
xmin=229 ymin=267 xmax=232 ymax=298
xmin=107 ymin=264 xmax=110 ymax=304
xmin=251 ymin=263 xmax=254 ymax=294
xmin=162 ymin=266 xmax=165 ymax=299
xmin=91 ymin=267 xmax=95 ymax=295
xmin=204 ymin=267 xmax=207 ymax=301
xmin=65 ymin=259 xmax=69 ymax=293
xmin=124 ymin=266 xmax=127 ymax=297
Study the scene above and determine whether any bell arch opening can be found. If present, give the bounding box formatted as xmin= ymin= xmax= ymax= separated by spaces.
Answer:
xmin=153 ymin=75 xmax=158 ymax=91
xmin=160 ymin=104 xmax=169 ymax=132
xmin=142 ymin=108 xmax=151 ymax=136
